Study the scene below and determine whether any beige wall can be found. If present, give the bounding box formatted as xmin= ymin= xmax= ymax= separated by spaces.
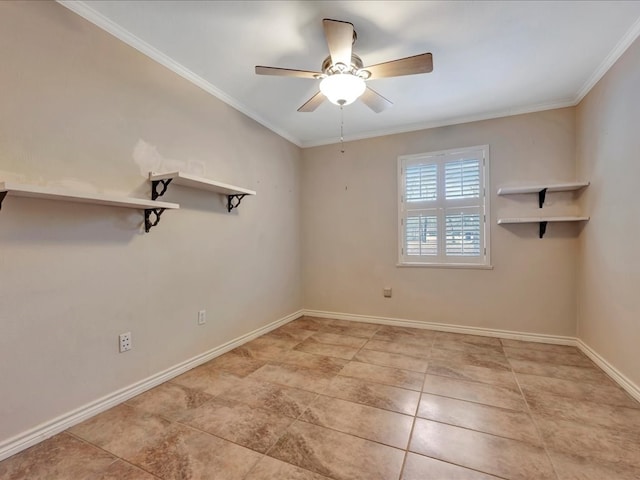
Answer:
xmin=302 ymin=109 xmax=580 ymax=336
xmin=0 ymin=2 xmax=302 ymax=443
xmin=576 ymin=37 xmax=640 ymax=387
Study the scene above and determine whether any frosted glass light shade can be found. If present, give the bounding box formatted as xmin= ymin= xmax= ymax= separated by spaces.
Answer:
xmin=319 ymin=74 xmax=366 ymax=106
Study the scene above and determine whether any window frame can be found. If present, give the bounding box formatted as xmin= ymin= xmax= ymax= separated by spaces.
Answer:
xmin=397 ymin=145 xmax=492 ymax=269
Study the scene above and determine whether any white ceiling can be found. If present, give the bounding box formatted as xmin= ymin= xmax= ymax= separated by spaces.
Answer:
xmin=60 ymin=1 xmax=640 ymax=147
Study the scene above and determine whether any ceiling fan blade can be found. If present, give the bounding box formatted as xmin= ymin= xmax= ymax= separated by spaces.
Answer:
xmin=360 ymin=87 xmax=393 ymax=113
xmin=323 ymin=19 xmax=354 ymax=67
xmin=255 ymin=66 xmax=321 ymax=79
xmin=364 ymin=53 xmax=433 ymax=79
xmin=297 ymin=91 xmax=326 ymax=112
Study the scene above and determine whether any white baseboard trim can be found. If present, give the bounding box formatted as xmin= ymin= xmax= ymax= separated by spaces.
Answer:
xmin=0 ymin=309 xmax=304 ymax=462
xmin=303 ymin=309 xmax=577 ymax=346
xmin=576 ymin=339 xmax=640 ymax=403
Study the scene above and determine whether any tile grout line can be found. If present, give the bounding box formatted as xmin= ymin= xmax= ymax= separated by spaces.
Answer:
xmin=397 ymin=334 xmax=433 ymax=480
xmin=504 ymin=340 xmax=562 ymax=480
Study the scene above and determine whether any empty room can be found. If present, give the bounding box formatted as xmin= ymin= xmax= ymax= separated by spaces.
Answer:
xmin=1 ymin=1 xmax=639 ymax=479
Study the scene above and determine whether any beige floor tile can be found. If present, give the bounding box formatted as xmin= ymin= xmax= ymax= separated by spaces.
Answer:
xmin=0 ymin=433 xmax=116 ymax=480
xmin=319 ymin=323 xmax=380 ymax=339
xmin=128 ymin=425 xmax=261 ymax=480
xmin=245 ymin=456 xmax=332 ymax=480
xmin=370 ymin=330 xmax=436 ymax=347
xmin=535 ymin=416 xmax=640 ymax=469
xmin=516 ymin=372 xmax=639 ymax=408
xmin=363 ymin=339 xmax=431 ymax=359
xmin=300 ymin=395 xmax=414 ymax=449
xmin=510 ymin=359 xmax=612 ymax=384
xmin=125 ymin=382 xmax=213 ymax=421
xmin=526 ymin=390 xmax=640 ymax=433
xmin=427 ymin=359 xmax=519 ymax=388
xmin=5 ymin=322 xmax=639 ymax=480
xmin=549 ymin=451 xmax=640 ymax=480
xmin=401 ymin=452 xmax=501 ymax=479
xmin=354 ymin=349 xmax=429 ymax=373
xmin=268 ymin=421 xmax=405 ymax=480
xmin=68 ymin=404 xmax=178 ymax=459
xmin=434 ymin=332 xmax=503 ymax=347
xmin=277 ymin=349 xmax=349 ymax=374
xmin=323 ymin=375 xmax=421 ymax=415
xmin=339 ymin=361 xmax=425 ymax=391
xmin=418 ymin=393 xmax=541 ymax=445
xmin=375 ymin=325 xmax=438 ymax=341
xmin=247 ymin=335 xmax=302 ymax=350
xmin=249 ymin=363 xmax=336 ymax=393
xmin=503 ymin=346 xmax=594 ymax=367
xmin=432 ymin=338 xmax=505 ymax=356
xmin=500 ymin=339 xmax=580 ymax=354
xmin=96 ymin=460 xmax=158 ymax=479
xmin=175 ymin=397 xmax=294 ymax=453
xmin=203 ymin=351 xmax=266 ymax=377
xmin=294 ymin=338 xmax=360 ymax=360
xmin=232 ymin=337 xmax=299 ymax=361
xmin=170 ymin=365 xmax=242 ymax=397
xmin=263 ymin=326 xmax=316 ymax=342
xmin=422 ymin=374 xmax=527 ymax=411
xmin=409 ymin=419 xmax=556 ymax=480
xmin=430 ymin=348 xmax=511 ymax=370
xmin=308 ymin=331 xmax=368 ymax=348
xmin=286 ymin=317 xmax=328 ymax=331
xmin=218 ymin=377 xmax=317 ymax=418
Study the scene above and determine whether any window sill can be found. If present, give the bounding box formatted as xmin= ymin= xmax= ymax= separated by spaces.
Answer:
xmin=396 ymin=262 xmax=494 ymax=270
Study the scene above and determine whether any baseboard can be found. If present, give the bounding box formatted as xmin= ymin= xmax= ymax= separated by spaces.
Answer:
xmin=0 ymin=309 xmax=304 ymax=462
xmin=576 ymin=339 xmax=640 ymax=403
xmin=303 ymin=309 xmax=577 ymax=346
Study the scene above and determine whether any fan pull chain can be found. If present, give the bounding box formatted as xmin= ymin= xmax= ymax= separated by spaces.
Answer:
xmin=340 ymin=106 xmax=345 ymax=154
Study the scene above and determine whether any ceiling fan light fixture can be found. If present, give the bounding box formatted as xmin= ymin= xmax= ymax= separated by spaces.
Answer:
xmin=319 ymin=73 xmax=366 ymax=106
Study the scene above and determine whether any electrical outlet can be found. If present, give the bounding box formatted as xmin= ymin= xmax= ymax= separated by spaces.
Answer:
xmin=119 ymin=332 xmax=132 ymax=353
xmin=198 ymin=310 xmax=206 ymax=325
xmin=383 ymin=287 xmax=392 ymax=298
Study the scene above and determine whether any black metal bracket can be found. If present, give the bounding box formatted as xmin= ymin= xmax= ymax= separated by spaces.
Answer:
xmin=227 ymin=194 xmax=247 ymax=212
xmin=0 ymin=191 xmax=7 ymax=210
xmin=151 ymin=179 xmax=173 ymax=200
xmin=144 ymin=208 xmax=166 ymax=233
xmin=538 ymin=188 xmax=547 ymax=208
xmin=539 ymin=221 xmax=548 ymax=239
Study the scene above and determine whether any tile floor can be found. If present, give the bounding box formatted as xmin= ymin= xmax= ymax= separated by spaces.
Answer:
xmin=1 ymin=316 xmax=640 ymax=479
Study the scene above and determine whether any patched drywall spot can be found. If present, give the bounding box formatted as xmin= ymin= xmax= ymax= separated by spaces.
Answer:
xmin=133 ymin=139 xmax=205 ymax=177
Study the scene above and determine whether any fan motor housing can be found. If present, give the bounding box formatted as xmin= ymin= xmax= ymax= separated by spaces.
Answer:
xmin=322 ymin=54 xmax=365 ymax=75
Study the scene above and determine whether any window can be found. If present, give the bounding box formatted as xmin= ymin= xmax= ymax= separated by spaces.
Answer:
xmin=398 ymin=145 xmax=490 ymax=267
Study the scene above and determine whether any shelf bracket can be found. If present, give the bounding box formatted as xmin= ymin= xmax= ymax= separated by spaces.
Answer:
xmin=0 ymin=191 xmax=7 ymax=210
xmin=151 ymin=179 xmax=173 ymax=200
xmin=538 ymin=188 xmax=547 ymax=208
xmin=227 ymin=194 xmax=247 ymax=212
xmin=144 ymin=208 xmax=166 ymax=233
xmin=539 ymin=221 xmax=548 ymax=239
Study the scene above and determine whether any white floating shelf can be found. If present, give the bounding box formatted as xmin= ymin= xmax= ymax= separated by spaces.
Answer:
xmin=497 ymin=182 xmax=589 ymax=196
xmin=0 ymin=182 xmax=178 ymax=210
xmin=0 ymin=181 xmax=179 ymax=233
xmin=149 ymin=172 xmax=256 ymax=196
xmin=149 ymin=171 xmax=255 ymax=212
xmin=497 ymin=216 xmax=590 ymax=224
xmin=498 ymin=216 xmax=589 ymax=238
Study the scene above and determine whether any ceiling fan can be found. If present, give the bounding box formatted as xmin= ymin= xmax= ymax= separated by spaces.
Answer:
xmin=255 ymin=18 xmax=433 ymax=113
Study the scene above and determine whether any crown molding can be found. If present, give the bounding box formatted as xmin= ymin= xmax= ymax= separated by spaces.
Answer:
xmin=56 ymin=1 xmax=303 ymax=147
xmin=300 ymin=99 xmax=576 ymax=148
xmin=575 ymin=15 xmax=640 ymax=103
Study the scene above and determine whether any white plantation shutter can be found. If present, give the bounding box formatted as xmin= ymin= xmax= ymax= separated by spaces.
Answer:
xmin=406 ymin=164 xmax=438 ymax=202
xmin=398 ymin=146 xmax=490 ymax=266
